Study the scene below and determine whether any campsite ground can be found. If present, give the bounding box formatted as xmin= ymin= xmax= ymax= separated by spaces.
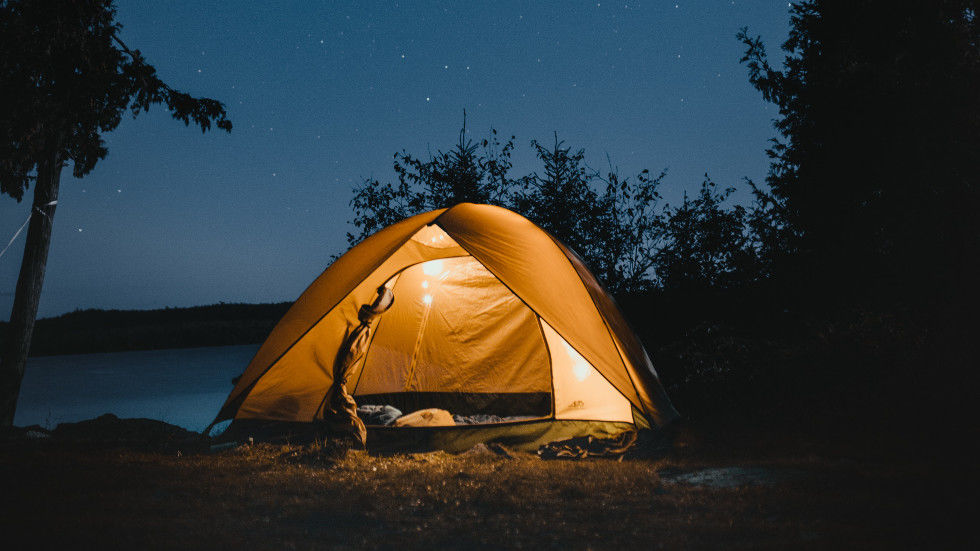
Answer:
xmin=0 ymin=422 xmax=966 ymax=550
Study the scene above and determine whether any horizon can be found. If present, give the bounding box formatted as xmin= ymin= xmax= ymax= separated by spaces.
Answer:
xmin=1 ymin=1 xmax=791 ymax=318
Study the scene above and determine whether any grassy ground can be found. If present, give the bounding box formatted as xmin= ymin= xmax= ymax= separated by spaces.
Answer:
xmin=0 ymin=426 xmax=966 ymax=550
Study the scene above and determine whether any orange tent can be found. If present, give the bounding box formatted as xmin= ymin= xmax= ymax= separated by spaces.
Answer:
xmin=213 ymin=204 xmax=678 ymax=450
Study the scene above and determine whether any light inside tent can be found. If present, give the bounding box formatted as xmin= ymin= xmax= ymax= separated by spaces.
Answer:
xmin=408 ymin=224 xmax=461 ymax=249
xmin=422 ymin=294 xmax=433 ymax=305
xmin=421 ymin=280 xmax=429 ymax=289
xmin=421 ymin=260 xmax=444 ymax=276
xmin=564 ymin=341 xmax=592 ymax=381
xmin=540 ymin=320 xmax=633 ymax=422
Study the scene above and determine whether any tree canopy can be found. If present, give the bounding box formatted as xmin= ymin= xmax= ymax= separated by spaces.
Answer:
xmin=738 ymin=0 xmax=980 ymax=304
xmin=0 ymin=0 xmax=232 ymax=201
xmin=347 ymin=120 xmax=768 ymax=296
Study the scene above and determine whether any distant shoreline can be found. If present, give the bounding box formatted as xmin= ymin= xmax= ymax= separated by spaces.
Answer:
xmin=0 ymin=302 xmax=291 ymax=357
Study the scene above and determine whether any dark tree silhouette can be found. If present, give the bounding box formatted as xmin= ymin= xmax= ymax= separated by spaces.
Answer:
xmin=348 ymin=124 xmax=684 ymax=295
xmin=347 ymin=114 xmax=517 ymax=245
xmin=590 ymin=164 xmax=666 ymax=294
xmin=655 ymin=178 xmax=755 ymax=293
xmin=738 ymin=1 xmax=980 ymax=306
xmin=510 ymin=134 xmax=602 ymax=268
xmin=0 ymin=0 xmax=232 ymax=425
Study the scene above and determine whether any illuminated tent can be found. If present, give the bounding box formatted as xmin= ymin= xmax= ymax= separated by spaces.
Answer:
xmin=212 ymin=203 xmax=679 ymax=451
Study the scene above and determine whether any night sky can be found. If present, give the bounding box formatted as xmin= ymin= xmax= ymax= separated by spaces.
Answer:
xmin=1 ymin=1 xmax=790 ymax=318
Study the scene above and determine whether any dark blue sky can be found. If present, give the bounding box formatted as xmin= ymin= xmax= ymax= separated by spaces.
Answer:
xmin=1 ymin=1 xmax=790 ymax=318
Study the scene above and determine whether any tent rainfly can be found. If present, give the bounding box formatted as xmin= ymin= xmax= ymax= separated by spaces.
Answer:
xmin=212 ymin=203 xmax=679 ymax=451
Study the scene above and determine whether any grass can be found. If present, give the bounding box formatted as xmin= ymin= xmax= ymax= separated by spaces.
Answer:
xmin=0 ymin=427 xmax=966 ymax=550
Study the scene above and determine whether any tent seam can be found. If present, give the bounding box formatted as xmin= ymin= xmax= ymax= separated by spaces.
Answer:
xmin=349 ymin=256 xmax=470 ymax=397
xmin=436 ymin=218 xmax=636 ymax=414
xmin=536 ymin=316 xmax=558 ymax=420
xmin=542 ymin=232 xmax=649 ymax=414
xmin=215 ymin=217 xmax=446 ymax=423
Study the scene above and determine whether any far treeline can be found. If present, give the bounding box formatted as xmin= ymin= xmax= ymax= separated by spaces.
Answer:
xmin=0 ymin=303 xmax=290 ymax=357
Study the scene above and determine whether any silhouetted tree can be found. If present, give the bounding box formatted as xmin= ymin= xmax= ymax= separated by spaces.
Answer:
xmin=349 ymin=125 xmax=680 ymax=294
xmin=656 ymin=178 xmax=754 ymax=293
xmin=738 ymin=1 xmax=980 ymax=305
xmin=510 ymin=134 xmax=600 ymax=268
xmin=742 ymin=179 xmax=791 ymax=283
xmin=347 ymin=115 xmax=518 ymax=244
xmin=346 ymin=115 xmax=786 ymax=299
xmin=0 ymin=0 xmax=231 ymax=425
xmin=590 ymin=163 xmax=667 ymax=294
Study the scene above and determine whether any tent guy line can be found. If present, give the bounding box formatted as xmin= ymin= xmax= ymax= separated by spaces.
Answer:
xmin=0 ymin=201 xmax=57 ymax=263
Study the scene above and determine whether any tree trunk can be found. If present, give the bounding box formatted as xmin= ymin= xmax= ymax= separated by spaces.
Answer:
xmin=0 ymin=150 xmax=61 ymax=426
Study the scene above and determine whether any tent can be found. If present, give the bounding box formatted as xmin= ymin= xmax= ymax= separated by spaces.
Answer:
xmin=211 ymin=203 xmax=679 ymax=451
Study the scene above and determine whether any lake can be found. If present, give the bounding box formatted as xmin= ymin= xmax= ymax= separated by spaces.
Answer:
xmin=13 ymin=344 xmax=259 ymax=433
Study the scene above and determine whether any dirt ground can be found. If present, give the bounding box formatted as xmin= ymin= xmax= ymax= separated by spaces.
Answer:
xmin=0 ymin=423 xmax=969 ymax=551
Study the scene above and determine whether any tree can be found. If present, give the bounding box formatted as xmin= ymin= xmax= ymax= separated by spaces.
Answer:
xmin=510 ymin=134 xmax=600 ymax=270
xmin=347 ymin=114 xmax=517 ymax=245
xmin=737 ymin=1 xmax=980 ymax=305
xmin=0 ymin=0 xmax=231 ymax=425
xmin=509 ymin=136 xmax=674 ymax=294
xmin=590 ymin=163 xmax=666 ymax=294
xmin=349 ymin=123 xmax=681 ymax=295
xmin=655 ymin=178 xmax=754 ymax=293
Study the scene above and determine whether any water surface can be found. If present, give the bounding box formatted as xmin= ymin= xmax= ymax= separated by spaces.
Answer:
xmin=13 ymin=344 xmax=259 ymax=432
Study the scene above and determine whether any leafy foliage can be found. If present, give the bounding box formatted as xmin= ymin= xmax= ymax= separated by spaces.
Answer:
xmin=347 ymin=118 xmax=517 ymax=244
xmin=0 ymin=0 xmax=233 ymax=426
xmin=347 ymin=120 xmax=770 ymax=296
xmin=656 ymin=178 xmax=757 ymax=293
xmin=738 ymin=1 xmax=980 ymax=302
xmin=510 ymin=135 xmax=600 ymax=262
xmin=589 ymin=165 xmax=666 ymax=294
xmin=0 ymin=0 xmax=232 ymax=201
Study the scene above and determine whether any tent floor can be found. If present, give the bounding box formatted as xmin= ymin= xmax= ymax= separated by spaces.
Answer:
xmin=213 ymin=418 xmax=636 ymax=453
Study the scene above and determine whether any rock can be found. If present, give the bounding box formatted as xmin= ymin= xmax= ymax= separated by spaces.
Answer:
xmin=659 ymin=466 xmax=806 ymax=488
xmin=50 ymin=413 xmax=204 ymax=451
xmin=461 ymin=442 xmax=515 ymax=459
xmin=462 ymin=443 xmax=493 ymax=456
xmin=0 ymin=424 xmax=52 ymax=443
xmin=23 ymin=425 xmax=51 ymax=440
